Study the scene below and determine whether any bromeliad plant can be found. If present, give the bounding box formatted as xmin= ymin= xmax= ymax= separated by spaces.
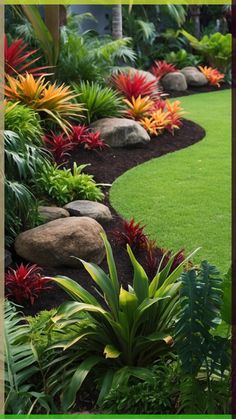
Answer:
xmin=111 ymin=70 xmax=160 ymax=100
xmin=5 ymin=263 xmax=51 ymax=305
xmin=150 ymin=60 xmax=177 ymax=80
xmin=123 ymin=96 xmax=154 ymax=121
xmin=48 ymin=234 xmax=198 ymax=410
xmin=198 ymin=66 xmax=225 ymax=87
xmin=112 ymin=218 xmax=148 ymax=250
xmin=4 ymin=34 xmax=49 ymax=77
xmin=5 ymin=73 xmax=84 ymax=133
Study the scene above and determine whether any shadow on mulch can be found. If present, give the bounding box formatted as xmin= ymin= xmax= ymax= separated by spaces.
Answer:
xmin=20 ymin=117 xmax=205 ymax=317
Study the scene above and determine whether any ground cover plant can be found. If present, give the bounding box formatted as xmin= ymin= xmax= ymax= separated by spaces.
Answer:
xmin=110 ymin=90 xmax=231 ymax=272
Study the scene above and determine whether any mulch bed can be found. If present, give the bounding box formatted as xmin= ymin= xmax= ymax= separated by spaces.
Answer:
xmin=163 ymin=82 xmax=230 ymax=98
xmin=19 ymin=117 xmax=205 ymax=317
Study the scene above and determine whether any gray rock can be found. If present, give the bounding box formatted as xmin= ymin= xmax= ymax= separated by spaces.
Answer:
xmin=64 ymin=200 xmax=112 ymax=223
xmin=129 ymin=68 xmax=158 ymax=84
xmin=39 ymin=206 xmax=70 ymax=222
xmin=90 ymin=118 xmax=150 ymax=148
xmin=5 ymin=250 xmax=12 ymax=267
xmin=14 ymin=217 xmax=105 ymax=268
xmin=180 ymin=66 xmax=208 ymax=87
xmin=161 ymin=72 xmax=187 ymax=91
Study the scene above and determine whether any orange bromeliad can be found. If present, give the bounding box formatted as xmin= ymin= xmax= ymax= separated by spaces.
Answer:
xmin=123 ymin=95 xmax=154 ymax=120
xmin=5 ymin=73 xmax=84 ymax=132
xmin=198 ymin=66 xmax=225 ymax=87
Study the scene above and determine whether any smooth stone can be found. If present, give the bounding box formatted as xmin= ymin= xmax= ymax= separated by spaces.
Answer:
xmin=161 ymin=72 xmax=188 ymax=91
xmin=64 ymin=200 xmax=112 ymax=223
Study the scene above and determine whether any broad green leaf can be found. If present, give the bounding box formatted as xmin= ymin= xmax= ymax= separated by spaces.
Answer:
xmin=62 ymin=356 xmax=101 ymax=410
xmin=119 ymin=286 xmax=138 ymax=326
xmin=127 ymin=245 xmax=149 ymax=303
xmin=101 ymin=232 xmax=120 ymax=294
xmin=52 ymin=276 xmax=100 ymax=306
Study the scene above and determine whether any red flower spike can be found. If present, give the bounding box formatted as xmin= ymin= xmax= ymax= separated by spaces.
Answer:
xmin=5 ymin=263 xmax=51 ymax=305
xmin=4 ymin=34 xmax=51 ymax=77
xmin=111 ymin=70 xmax=160 ymax=100
xmin=150 ymin=60 xmax=177 ymax=80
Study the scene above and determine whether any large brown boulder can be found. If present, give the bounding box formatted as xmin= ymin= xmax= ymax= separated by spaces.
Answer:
xmin=64 ymin=200 xmax=112 ymax=223
xmin=38 ymin=206 xmax=70 ymax=222
xmin=180 ymin=67 xmax=208 ymax=87
xmin=14 ymin=217 xmax=105 ymax=268
xmin=161 ymin=72 xmax=187 ymax=91
xmin=90 ymin=118 xmax=150 ymax=148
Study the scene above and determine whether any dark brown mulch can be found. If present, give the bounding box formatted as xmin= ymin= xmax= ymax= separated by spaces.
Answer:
xmin=20 ymin=118 xmax=205 ymax=317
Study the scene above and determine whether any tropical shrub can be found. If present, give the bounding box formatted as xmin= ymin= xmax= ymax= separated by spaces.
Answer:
xmin=198 ymin=66 xmax=225 ymax=87
xmin=72 ymin=81 xmax=124 ymax=124
xmin=181 ymin=30 xmax=232 ymax=73
xmin=57 ymin=31 xmax=136 ymax=84
xmin=5 ymin=101 xmax=43 ymax=145
xmin=111 ymin=70 xmax=160 ymax=100
xmin=5 ymin=263 xmax=51 ymax=305
xmin=150 ymin=60 xmax=177 ymax=80
xmin=47 ymin=234 xmax=197 ymax=410
xmin=123 ymin=95 xmax=154 ymax=120
xmin=165 ymin=49 xmax=202 ymax=69
xmin=35 ymin=161 xmax=104 ymax=206
xmin=5 ymin=73 xmax=84 ymax=133
xmin=4 ymin=130 xmax=44 ymax=245
xmin=4 ymin=34 xmax=49 ymax=77
xmin=175 ymin=261 xmax=231 ymax=413
xmin=102 ymin=359 xmax=181 ymax=413
xmin=4 ymin=300 xmax=52 ymax=414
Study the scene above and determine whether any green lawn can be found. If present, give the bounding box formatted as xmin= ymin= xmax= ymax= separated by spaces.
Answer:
xmin=110 ymin=90 xmax=231 ymax=272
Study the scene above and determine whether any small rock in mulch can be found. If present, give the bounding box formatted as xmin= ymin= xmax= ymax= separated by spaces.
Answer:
xmin=64 ymin=200 xmax=112 ymax=223
xmin=161 ymin=72 xmax=187 ymax=91
xmin=180 ymin=66 xmax=208 ymax=87
xmin=14 ymin=217 xmax=106 ymax=268
xmin=90 ymin=117 xmax=150 ymax=148
xmin=5 ymin=249 xmax=12 ymax=267
xmin=38 ymin=206 xmax=70 ymax=222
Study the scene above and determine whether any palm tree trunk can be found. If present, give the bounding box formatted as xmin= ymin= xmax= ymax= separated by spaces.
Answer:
xmin=112 ymin=5 xmax=123 ymax=40
xmin=189 ymin=5 xmax=201 ymax=40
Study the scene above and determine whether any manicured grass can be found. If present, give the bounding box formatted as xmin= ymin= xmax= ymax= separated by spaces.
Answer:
xmin=110 ymin=90 xmax=231 ymax=272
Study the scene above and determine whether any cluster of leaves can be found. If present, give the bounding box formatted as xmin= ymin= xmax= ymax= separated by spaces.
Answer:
xmin=165 ymin=49 xmax=202 ymax=69
xmin=181 ymin=30 xmax=232 ymax=73
xmin=174 ymin=262 xmax=231 ymax=413
xmin=199 ymin=65 xmax=225 ymax=87
xmin=4 ymin=300 xmax=53 ymax=414
xmin=46 ymin=234 xmax=195 ymax=410
xmin=4 ymin=33 xmax=49 ymax=77
xmin=72 ymin=81 xmax=124 ymax=124
xmin=111 ymin=70 xmax=160 ymax=101
xmin=112 ymin=218 xmax=186 ymax=279
xmin=102 ymin=359 xmax=181 ymax=413
xmin=5 ymin=73 xmax=84 ymax=133
xmin=44 ymin=126 xmax=108 ymax=163
xmin=5 ymin=100 xmax=43 ymax=146
xmin=4 ymin=130 xmax=45 ymax=246
xmin=150 ymin=60 xmax=177 ymax=80
xmin=124 ymin=96 xmax=185 ymax=136
xmin=35 ymin=161 xmax=104 ymax=206
xmin=5 ymin=263 xmax=51 ymax=305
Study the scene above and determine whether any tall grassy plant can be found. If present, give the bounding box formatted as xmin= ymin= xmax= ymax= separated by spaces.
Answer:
xmin=48 ymin=234 xmax=198 ymax=410
xmin=72 ymin=81 xmax=124 ymax=124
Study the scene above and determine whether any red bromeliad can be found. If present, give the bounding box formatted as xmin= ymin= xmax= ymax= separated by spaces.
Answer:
xmin=150 ymin=60 xmax=177 ymax=80
xmin=5 ymin=263 xmax=51 ymax=305
xmin=79 ymin=131 xmax=108 ymax=151
xmin=112 ymin=218 xmax=148 ymax=250
xmin=111 ymin=70 xmax=160 ymax=100
xmin=43 ymin=132 xmax=74 ymax=163
xmin=4 ymin=35 xmax=50 ymax=77
xmin=69 ymin=125 xmax=90 ymax=145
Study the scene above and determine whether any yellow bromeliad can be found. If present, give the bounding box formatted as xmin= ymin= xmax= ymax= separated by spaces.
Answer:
xmin=140 ymin=109 xmax=171 ymax=136
xmin=5 ymin=73 xmax=85 ymax=132
xmin=123 ymin=95 xmax=154 ymax=120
